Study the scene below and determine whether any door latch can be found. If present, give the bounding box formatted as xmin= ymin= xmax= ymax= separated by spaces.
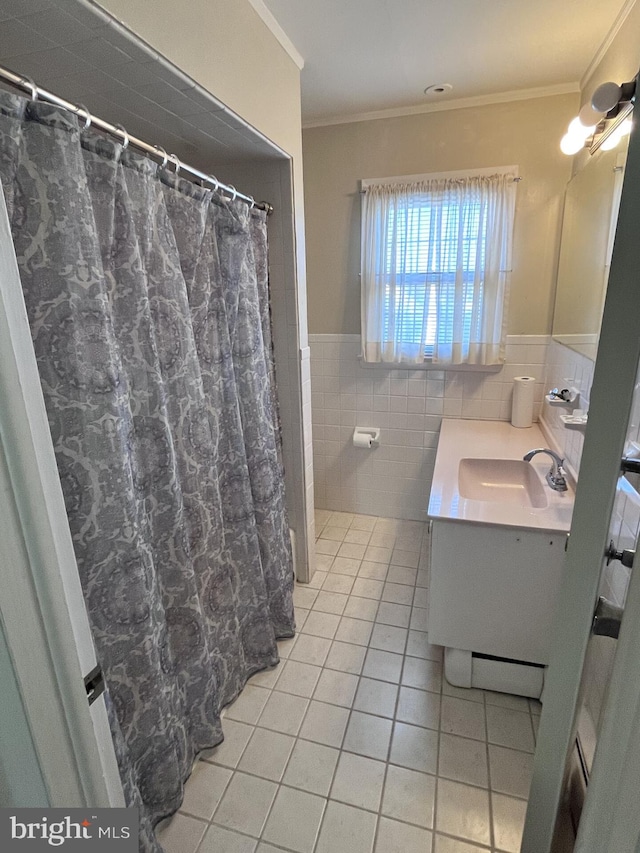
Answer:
xmin=605 ymin=540 xmax=635 ymax=568
xmin=84 ymin=664 xmax=105 ymax=706
xmin=591 ymin=596 xmax=623 ymax=639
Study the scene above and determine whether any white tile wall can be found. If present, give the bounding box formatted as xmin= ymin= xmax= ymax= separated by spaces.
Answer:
xmin=311 ymin=334 xmax=548 ymax=520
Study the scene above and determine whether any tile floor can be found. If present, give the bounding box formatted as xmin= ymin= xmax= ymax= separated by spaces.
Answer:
xmin=158 ymin=511 xmax=541 ymax=853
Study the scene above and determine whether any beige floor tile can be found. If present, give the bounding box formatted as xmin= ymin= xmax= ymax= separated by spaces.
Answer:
xmin=489 ymin=744 xmax=534 ymax=799
xmin=248 ymin=665 xmax=282 ymax=689
xmin=395 ymin=686 xmax=440 ymax=730
xmin=290 ymin=634 xmax=332 ymax=667
xmin=181 ymin=761 xmax=232 ymax=820
xmin=282 ymin=739 xmax=340 ymax=796
xmin=213 ymin=772 xmax=277 ymax=837
xmin=391 ymin=548 xmax=420 ymax=568
xmin=198 ymin=824 xmax=257 ymax=853
xmin=435 ymin=779 xmax=491 ymax=847
xmin=382 ymin=582 xmax=414 ymax=605
xmin=358 ymin=560 xmax=389 ymax=581
xmin=301 ymin=610 xmax=341 ymax=639
xmin=335 ymin=616 xmax=374 ymax=646
xmin=402 ymin=657 xmax=442 ymax=692
xmin=277 ymin=637 xmax=296 ymax=660
xmin=330 ymin=556 xmax=362 ymax=576
xmin=322 ymin=573 xmax=355 ymax=595
xmin=315 ymin=553 xmax=336 ymax=572
xmin=320 ymin=525 xmax=348 ymax=542
xmin=376 ymin=602 xmax=411 ymax=628
xmin=343 ymin=710 xmax=393 ymax=760
xmin=157 ymin=813 xmax=207 ymax=853
xmin=313 ymin=590 xmax=349 ymax=615
xmin=412 ymin=587 xmax=429 ymax=609
xmin=441 ymin=681 xmax=484 ymax=703
xmin=339 ymin=542 xmax=368 ymax=560
xmin=206 ymin=719 xmax=254 ymax=768
xmin=405 ymin=631 xmax=442 ymax=661
xmin=325 ymin=640 xmax=367 ymax=674
xmin=257 ymin=691 xmax=309 ymax=736
xmin=363 ymin=648 xmax=404 ymax=683
xmin=344 ymin=528 xmax=372 ymax=545
xmin=386 ymin=566 xmax=418 ymax=586
xmin=351 ymin=578 xmax=385 ymax=600
xmin=300 ymin=700 xmax=350 ymax=747
xmin=381 ymin=764 xmax=435 ymax=828
xmin=492 ymin=792 xmax=527 ymax=853
xmin=390 ymin=721 xmax=438 ymax=774
xmin=433 ymin=835 xmax=487 ymax=853
xmin=331 ymin=752 xmax=386 ymax=811
xmin=410 ymin=608 xmax=429 ymax=631
xmin=439 ymin=734 xmax=489 ymax=788
xmin=485 ymin=705 xmax=535 ymax=752
xmin=369 ymin=532 xmax=397 ymax=549
xmin=262 ymin=786 xmax=326 ymax=853
xmin=316 ymin=539 xmax=340 ymax=557
xmin=330 ymin=511 xmax=355 ymax=528
xmin=343 ymin=595 xmax=380 ymax=621
xmin=375 ymin=817 xmax=432 ymax=853
xmin=365 ymin=545 xmax=393 ymax=564
xmin=313 ymin=668 xmax=359 ymax=707
xmin=354 ymin=677 xmax=398 ymax=718
xmin=293 ymin=586 xmax=319 ymax=609
xmin=440 ymin=696 xmax=487 ymax=741
xmin=308 ymin=570 xmax=328 ymax=589
xmin=275 ymin=660 xmax=322 ymax=698
xmin=484 ymin=690 xmax=531 ymax=712
xmin=225 ymin=685 xmax=271 ymax=725
xmin=350 ymin=514 xmax=377 ymax=531
xmin=237 ymin=727 xmax=295 ymax=782
xmin=315 ymin=801 xmax=377 ymax=853
xmin=370 ymin=624 xmax=408 ymax=654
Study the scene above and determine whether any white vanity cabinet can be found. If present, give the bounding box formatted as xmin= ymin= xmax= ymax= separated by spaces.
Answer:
xmin=428 ymin=519 xmax=567 ymax=696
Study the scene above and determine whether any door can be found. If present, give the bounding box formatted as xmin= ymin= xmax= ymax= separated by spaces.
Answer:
xmin=0 ymin=186 xmax=123 ymax=808
xmin=521 ymin=116 xmax=640 ymax=851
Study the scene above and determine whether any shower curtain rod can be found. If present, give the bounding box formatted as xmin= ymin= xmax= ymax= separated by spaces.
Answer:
xmin=0 ymin=64 xmax=273 ymax=215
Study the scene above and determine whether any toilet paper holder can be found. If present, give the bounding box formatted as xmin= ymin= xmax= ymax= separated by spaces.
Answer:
xmin=353 ymin=427 xmax=380 ymax=447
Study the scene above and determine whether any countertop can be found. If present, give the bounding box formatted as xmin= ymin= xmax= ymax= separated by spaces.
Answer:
xmin=428 ymin=419 xmax=574 ymax=532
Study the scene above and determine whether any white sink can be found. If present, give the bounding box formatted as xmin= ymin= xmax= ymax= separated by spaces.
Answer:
xmin=458 ymin=457 xmax=548 ymax=508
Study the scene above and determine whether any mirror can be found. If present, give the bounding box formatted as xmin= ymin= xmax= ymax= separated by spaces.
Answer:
xmin=552 ymin=142 xmax=627 ymax=360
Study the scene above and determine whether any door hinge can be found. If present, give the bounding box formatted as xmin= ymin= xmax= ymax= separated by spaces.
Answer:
xmin=84 ymin=664 xmax=105 ymax=706
xmin=591 ymin=596 xmax=623 ymax=639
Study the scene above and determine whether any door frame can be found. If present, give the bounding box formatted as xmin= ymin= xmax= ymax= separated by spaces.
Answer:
xmin=521 ymin=119 xmax=640 ymax=850
xmin=0 ymin=189 xmax=123 ymax=808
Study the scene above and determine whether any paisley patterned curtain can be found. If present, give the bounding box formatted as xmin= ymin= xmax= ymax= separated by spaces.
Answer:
xmin=0 ymin=92 xmax=294 ymax=851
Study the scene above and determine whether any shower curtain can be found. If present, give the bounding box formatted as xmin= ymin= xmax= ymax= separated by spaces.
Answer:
xmin=0 ymin=93 xmax=295 ymax=851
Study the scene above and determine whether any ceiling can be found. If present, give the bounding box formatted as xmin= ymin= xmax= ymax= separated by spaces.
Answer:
xmin=262 ymin=0 xmax=628 ymax=125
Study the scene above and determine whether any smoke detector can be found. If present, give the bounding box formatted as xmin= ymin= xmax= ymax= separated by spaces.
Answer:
xmin=424 ymin=83 xmax=453 ymax=96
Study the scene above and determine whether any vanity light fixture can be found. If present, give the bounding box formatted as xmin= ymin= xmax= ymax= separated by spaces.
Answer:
xmin=560 ymin=75 xmax=637 ymax=156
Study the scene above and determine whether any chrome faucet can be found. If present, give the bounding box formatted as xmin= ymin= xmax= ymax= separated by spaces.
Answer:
xmin=523 ymin=448 xmax=568 ymax=492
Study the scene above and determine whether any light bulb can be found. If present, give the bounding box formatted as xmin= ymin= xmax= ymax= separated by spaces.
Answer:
xmin=568 ymin=117 xmax=594 ymax=139
xmin=601 ymin=117 xmax=633 ymax=151
xmin=560 ymin=132 xmax=584 ymax=155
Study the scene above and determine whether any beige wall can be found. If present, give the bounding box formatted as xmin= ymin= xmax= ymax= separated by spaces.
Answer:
xmin=303 ymin=94 xmax=578 ymax=336
xmin=97 ymin=0 xmax=302 ymax=157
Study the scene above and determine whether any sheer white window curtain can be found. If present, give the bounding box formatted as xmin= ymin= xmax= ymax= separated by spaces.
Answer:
xmin=361 ymin=171 xmax=517 ymax=365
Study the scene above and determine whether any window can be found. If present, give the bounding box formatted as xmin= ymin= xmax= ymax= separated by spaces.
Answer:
xmin=361 ymin=168 xmax=517 ymax=366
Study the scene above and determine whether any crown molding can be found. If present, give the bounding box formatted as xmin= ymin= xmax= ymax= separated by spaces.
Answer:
xmin=246 ymin=0 xmax=305 ymax=70
xmin=302 ymin=82 xmax=579 ymax=129
xmin=580 ymin=0 xmax=638 ymax=92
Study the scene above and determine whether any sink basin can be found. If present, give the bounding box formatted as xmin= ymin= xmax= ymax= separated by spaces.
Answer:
xmin=458 ymin=458 xmax=548 ymax=508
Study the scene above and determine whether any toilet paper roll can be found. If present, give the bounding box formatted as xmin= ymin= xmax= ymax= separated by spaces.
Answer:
xmin=511 ymin=376 xmax=536 ymax=428
xmin=353 ymin=431 xmax=373 ymax=448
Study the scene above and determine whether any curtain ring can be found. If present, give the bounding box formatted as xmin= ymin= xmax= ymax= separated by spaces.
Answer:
xmin=153 ymin=144 xmax=168 ymax=169
xmin=227 ymin=184 xmax=237 ymax=202
xmin=169 ymin=153 xmax=181 ymax=175
xmin=20 ymin=75 xmax=37 ymax=102
xmin=114 ymin=123 xmax=129 ymax=149
xmin=248 ymin=195 xmax=255 ymax=210
xmin=207 ymin=174 xmax=220 ymax=192
xmin=75 ymin=103 xmax=92 ymax=132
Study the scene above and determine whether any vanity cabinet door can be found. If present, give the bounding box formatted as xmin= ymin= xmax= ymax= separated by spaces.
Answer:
xmin=428 ymin=520 xmax=565 ymax=663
